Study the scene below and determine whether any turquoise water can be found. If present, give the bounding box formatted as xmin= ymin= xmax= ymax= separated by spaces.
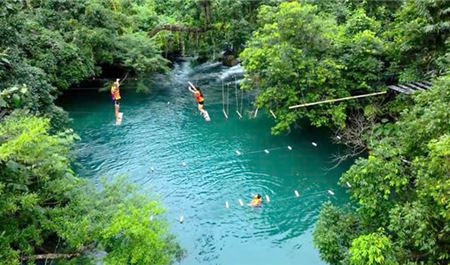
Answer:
xmin=59 ymin=61 xmax=351 ymax=265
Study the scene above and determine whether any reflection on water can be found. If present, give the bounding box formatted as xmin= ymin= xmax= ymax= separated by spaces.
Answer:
xmin=59 ymin=60 xmax=352 ymax=265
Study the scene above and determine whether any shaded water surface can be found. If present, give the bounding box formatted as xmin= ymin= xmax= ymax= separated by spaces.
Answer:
xmin=59 ymin=61 xmax=352 ymax=265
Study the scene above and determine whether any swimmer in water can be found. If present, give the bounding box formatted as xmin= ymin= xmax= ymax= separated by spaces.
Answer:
xmin=249 ymin=194 xmax=262 ymax=207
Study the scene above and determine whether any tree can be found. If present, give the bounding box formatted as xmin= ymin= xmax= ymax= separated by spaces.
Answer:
xmin=0 ymin=112 xmax=183 ymax=264
xmin=313 ymin=202 xmax=358 ymax=264
xmin=314 ymin=75 xmax=450 ymax=265
xmin=240 ymin=2 xmax=389 ymax=133
xmin=387 ymin=0 xmax=450 ymax=81
xmin=0 ymin=0 xmax=169 ymax=125
xmin=349 ymin=230 xmax=397 ymax=265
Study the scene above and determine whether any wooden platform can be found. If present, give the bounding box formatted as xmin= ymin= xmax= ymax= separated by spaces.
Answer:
xmin=387 ymin=81 xmax=432 ymax=94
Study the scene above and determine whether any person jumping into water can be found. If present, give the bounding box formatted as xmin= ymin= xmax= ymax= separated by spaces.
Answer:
xmin=249 ymin=194 xmax=262 ymax=207
xmin=111 ymin=78 xmax=121 ymax=123
xmin=188 ymin=82 xmax=210 ymax=120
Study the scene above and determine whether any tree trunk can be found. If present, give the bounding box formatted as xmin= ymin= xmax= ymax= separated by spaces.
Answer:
xmin=148 ymin=24 xmax=205 ymax=38
xmin=21 ymin=252 xmax=80 ymax=261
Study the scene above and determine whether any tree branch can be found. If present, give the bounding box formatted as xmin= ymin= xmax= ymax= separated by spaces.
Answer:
xmin=148 ymin=24 xmax=206 ymax=37
xmin=21 ymin=252 xmax=81 ymax=261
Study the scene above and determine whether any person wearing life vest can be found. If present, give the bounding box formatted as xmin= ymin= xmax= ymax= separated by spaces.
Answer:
xmin=111 ymin=78 xmax=121 ymax=123
xmin=249 ymin=194 xmax=262 ymax=207
xmin=188 ymin=82 xmax=208 ymax=118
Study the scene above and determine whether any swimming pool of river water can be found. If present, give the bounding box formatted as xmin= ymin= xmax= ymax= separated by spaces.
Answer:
xmin=59 ymin=61 xmax=352 ymax=265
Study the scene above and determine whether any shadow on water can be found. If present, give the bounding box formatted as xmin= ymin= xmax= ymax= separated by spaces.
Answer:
xmin=58 ymin=60 xmax=354 ymax=265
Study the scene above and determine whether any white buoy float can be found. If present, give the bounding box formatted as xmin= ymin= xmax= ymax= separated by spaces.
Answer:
xmin=328 ymin=190 xmax=335 ymax=195
xmin=294 ymin=190 xmax=300 ymax=197
xmin=312 ymin=142 xmax=318 ymax=147
xmin=150 ymin=215 xmax=154 ymax=221
xmin=179 ymin=216 xmax=184 ymax=223
xmin=238 ymin=199 xmax=244 ymax=206
xmin=182 ymin=162 xmax=187 ymax=166
xmin=265 ymin=195 xmax=270 ymax=203
xmin=264 ymin=149 xmax=270 ymax=154
xmin=225 ymin=201 xmax=229 ymax=208
xmin=346 ymin=182 xmax=351 ymax=188
xmin=150 ymin=167 xmax=155 ymax=172
xmin=236 ymin=150 xmax=241 ymax=156
xmin=288 ymin=146 xmax=292 ymax=150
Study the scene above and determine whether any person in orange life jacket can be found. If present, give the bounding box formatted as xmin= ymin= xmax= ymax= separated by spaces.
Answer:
xmin=249 ymin=194 xmax=262 ymax=207
xmin=188 ymin=82 xmax=208 ymax=117
xmin=111 ymin=78 xmax=121 ymax=123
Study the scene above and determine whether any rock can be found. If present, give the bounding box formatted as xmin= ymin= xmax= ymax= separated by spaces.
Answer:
xmin=222 ymin=54 xmax=239 ymax=67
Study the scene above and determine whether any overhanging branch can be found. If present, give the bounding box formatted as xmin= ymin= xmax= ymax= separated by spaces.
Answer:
xmin=21 ymin=252 xmax=81 ymax=261
xmin=148 ymin=24 xmax=205 ymax=37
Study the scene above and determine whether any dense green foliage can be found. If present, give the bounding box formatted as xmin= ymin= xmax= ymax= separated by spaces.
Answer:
xmin=0 ymin=4 xmax=185 ymax=261
xmin=0 ymin=0 xmax=274 ymax=120
xmin=239 ymin=4 xmax=449 ymax=263
xmin=1 ymin=0 xmax=448 ymax=264
xmin=147 ymin=0 xmax=279 ymax=62
xmin=313 ymin=76 xmax=450 ymax=265
xmin=0 ymin=113 xmax=182 ymax=264
xmin=0 ymin=0 xmax=169 ymax=122
xmin=240 ymin=0 xmax=449 ymax=133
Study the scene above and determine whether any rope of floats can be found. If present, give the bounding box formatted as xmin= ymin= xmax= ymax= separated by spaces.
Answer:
xmin=170 ymin=189 xmax=341 ymax=224
xmin=143 ymin=175 xmax=342 ymax=223
xmin=133 ymin=142 xmax=351 ymax=224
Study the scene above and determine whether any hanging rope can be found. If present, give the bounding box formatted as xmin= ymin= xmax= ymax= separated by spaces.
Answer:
xmin=226 ymin=82 xmax=230 ymax=117
xmin=222 ymin=80 xmax=228 ymax=119
xmin=240 ymin=83 xmax=244 ymax=116
xmin=235 ymin=76 xmax=243 ymax=119
xmin=227 ymin=95 xmax=230 ymax=118
xmin=254 ymin=107 xmax=259 ymax=118
xmin=222 ymin=80 xmax=225 ymax=111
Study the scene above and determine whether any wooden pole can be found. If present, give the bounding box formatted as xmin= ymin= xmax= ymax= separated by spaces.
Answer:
xmin=288 ymin=91 xmax=387 ymax=110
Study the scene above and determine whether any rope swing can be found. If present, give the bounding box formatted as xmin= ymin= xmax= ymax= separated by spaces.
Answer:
xmin=235 ymin=76 xmax=244 ymax=119
xmin=253 ymin=107 xmax=259 ymax=118
xmin=221 ymin=80 xmax=229 ymax=119
xmin=222 ymin=77 xmax=245 ymax=120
